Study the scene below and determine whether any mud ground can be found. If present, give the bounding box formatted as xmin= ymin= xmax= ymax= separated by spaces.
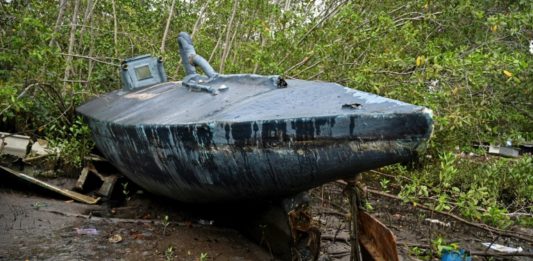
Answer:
xmin=0 ymin=170 xmax=532 ymax=261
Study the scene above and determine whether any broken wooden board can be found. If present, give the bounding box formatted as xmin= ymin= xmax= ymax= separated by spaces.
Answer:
xmin=0 ymin=165 xmax=100 ymax=204
xmin=76 ymin=164 xmax=119 ymax=197
xmin=358 ymin=211 xmax=399 ymax=261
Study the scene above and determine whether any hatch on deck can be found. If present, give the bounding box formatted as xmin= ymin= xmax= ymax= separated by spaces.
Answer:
xmin=120 ymin=55 xmax=167 ymax=91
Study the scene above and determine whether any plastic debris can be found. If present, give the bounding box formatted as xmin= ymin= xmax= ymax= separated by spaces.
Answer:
xmin=198 ymin=219 xmax=214 ymax=225
xmin=425 ymin=218 xmax=451 ymax=227
xmin=481 ymin=243 xmax=523 ymax=253
xmin=0 ymin=132 xmax=30 ymax=158
xmin=75 ymin=228 xmax=99 ymax=235
xmin=31 ymin=202 xmax=48 ymax=209
xmin=108 ymin=234 xmax=123 ymax=243
xmin=441 ymin=249 xmax=471 ymax=261
xmin=488 ymin=145 xmax=519 ymax=158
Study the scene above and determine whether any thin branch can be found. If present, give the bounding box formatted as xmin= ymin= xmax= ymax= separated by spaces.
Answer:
xmin=60 ymin=53 xmax=120 ymax=67
xmin=291 ymin=60 xmax=321 ymax=78
xmin=208 ymin=32 xmax=223 ymax=63
xmin=297 ymin=0 xmax=349 ymax=46
xmin=284 ymin=56 xmax=311 ymax=75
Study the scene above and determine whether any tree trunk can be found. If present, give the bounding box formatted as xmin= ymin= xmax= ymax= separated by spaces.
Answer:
xmin=49 ymin=0 xmax=68 ymax=47
xmin=78 ymin=0 xmax=97 ymax=44
xmin=111 ymin=0 xmax=118 ymax=57
xmin=160 ymin=0 xmax=177 ymax=53
xmin=191 ymin=1 xmax=208 ymax=39
xmin=62 ymin=0 xmax=80 ymax=94
xmin=219 ymin=0 xmax=239 ymax=73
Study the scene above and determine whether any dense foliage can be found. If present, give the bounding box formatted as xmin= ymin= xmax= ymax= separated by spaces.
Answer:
xmin=1 ymin=0 xmax=531 ymax=225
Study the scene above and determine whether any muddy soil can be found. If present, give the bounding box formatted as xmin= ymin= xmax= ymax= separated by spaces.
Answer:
xmin=1 ymin=169 xmax=532 ymax=261
xmin=0 ymin=173 xmax=273 ymax=261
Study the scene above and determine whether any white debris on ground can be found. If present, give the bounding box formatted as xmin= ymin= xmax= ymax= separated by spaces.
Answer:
xmin=481 ymin=242 xmax=523 ymax=253
xmin=425 ymin=218 xmax=451 ymax=227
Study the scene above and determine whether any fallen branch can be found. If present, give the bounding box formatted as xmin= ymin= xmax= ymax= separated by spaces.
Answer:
xmin=23 ymin=153 xmax=56 ymax=163
xmin=43 ymin=209 xmax=203 ymax=227
xmin=367 ymin=188 xmax=533 ymax=243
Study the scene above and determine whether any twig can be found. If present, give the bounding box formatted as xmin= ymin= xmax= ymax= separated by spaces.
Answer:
xmin=367 ymin=188 xmax=533 ymax=243
xmin=23 ymin=154 xmax=55 ymax=163
xmin=291 ymin=60 xmax=321 ymax=78
xmin=284 ymin=56 xmax=311 ymax=75
xmin=367 ymin=170 xmax=413 ymax=182
xmin=370 ymin=70 xmax=415 ymax=76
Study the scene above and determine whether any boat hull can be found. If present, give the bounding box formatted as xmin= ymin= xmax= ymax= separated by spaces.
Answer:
xmin=78 ymin=78 xmax=432 ymax=202
xmin=84 ymin=113 xmax=431 ymax=202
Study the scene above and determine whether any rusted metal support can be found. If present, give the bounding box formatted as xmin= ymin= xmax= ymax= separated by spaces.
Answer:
xmin=343 ymin=179 xmax=363 ymax=261
xmin=230 ymin=193 xmax=320 ymax=260
xmin=284 ymin=194 xmax=321 ymax=260
xmin=341 ymin=178 xmax=400 ymax=261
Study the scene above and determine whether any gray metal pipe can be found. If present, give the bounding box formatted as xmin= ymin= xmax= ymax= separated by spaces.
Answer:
xmin=190 ymin=54 xmax=217 ymax=78
xmin=178 ymin=32 xmax=218 ymax=78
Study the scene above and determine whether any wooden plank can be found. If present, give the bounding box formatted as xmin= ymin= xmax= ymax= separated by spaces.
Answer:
xmin=358 ymin=211 xmax=399 ymax=261
xmin=0 ymin=166 xmax=100 ymax=204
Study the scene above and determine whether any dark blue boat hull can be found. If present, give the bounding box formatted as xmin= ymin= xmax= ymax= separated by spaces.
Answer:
xmin=78 ymin=78 xmax=432 ymax=202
